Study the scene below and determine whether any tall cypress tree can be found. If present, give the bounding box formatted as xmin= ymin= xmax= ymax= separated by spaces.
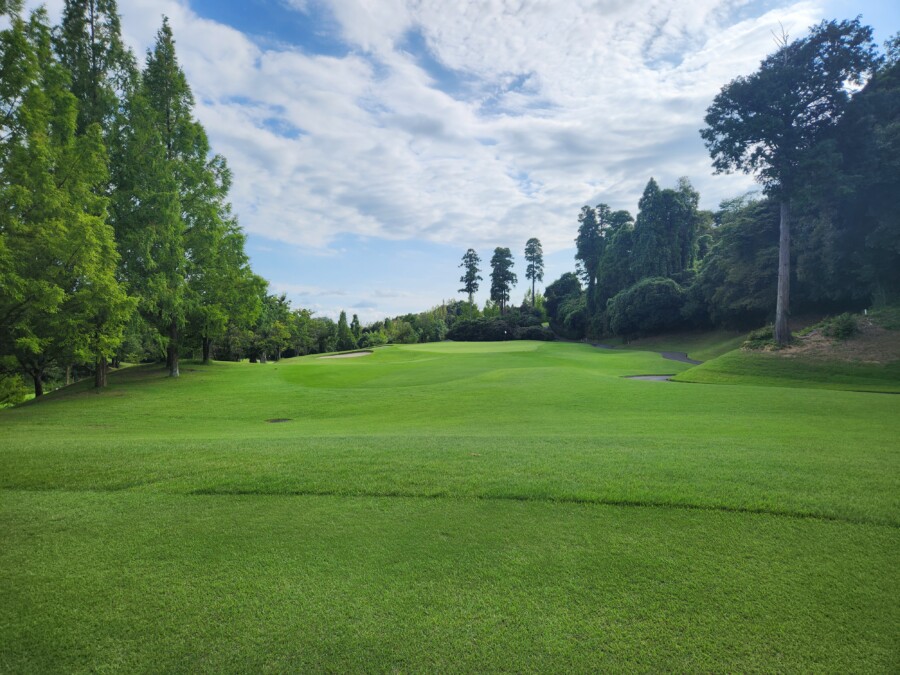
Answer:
xmin=524 ymin=238 xmax=544 ymax=306
xmin=458 ymin=248 xmax=482 ymax=304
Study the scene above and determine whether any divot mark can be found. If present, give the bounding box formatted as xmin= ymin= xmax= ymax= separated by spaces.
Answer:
xmin=265 ymin=418 xmax=292 ymax=423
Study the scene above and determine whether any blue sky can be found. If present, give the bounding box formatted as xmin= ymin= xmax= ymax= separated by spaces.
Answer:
xmin=27 ymin=0 xmax=900 ymax=321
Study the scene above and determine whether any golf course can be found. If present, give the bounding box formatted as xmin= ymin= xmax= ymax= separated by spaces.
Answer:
xmin=1 ymin=339 xmax=898 ymax=671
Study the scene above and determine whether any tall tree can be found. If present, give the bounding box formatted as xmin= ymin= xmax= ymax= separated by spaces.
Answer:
xmin=0 ymin=8 xmax=132 ymax=395
xmin=575 ymin=205 xmax=603 ymax=309
xmin=458 ymin=248 xmax=482 ymax=304
xmin=489 ymin=247 xmax=517 ymax=314
xmin=54 ymin=0 xmax=134 ymax=135
xmin=336 ymin=310 xmax=357 ymax=351
xmin=524 ymin=237 xmax=544 ymax=306
xmin=701 ymin=18 xmax=879 ymax=345
xmin=54 ymin=0 xmax=137 ymax=386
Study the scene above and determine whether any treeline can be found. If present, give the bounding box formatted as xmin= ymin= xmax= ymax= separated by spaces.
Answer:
xmin=0 ymin=1 xmax=308 ymax=401
xmin=546 ymin=24 xmax=899 ymax=342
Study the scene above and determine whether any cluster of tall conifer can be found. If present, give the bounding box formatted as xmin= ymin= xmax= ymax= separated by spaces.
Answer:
xmin=1 ymin=1 xmax=271 ymax=397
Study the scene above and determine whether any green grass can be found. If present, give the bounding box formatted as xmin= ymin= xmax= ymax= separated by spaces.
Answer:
xmin=610 ymin=329 xmax=747 ymax=361
xmin=674 ymin=348 xmax=900 ymax=393
xmin=1 ymin=341 xmax=898 ymax=671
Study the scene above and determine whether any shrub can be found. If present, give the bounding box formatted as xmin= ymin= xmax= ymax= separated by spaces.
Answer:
xmin=607 ymin=278 xmax=685 ymax=339
xmin=823 ymin=313 xmax=859 ymax=339
xmin=446 ymin=318 xmax=517 ymax=341
xmin=516 ymin=325 xmax=555 ymax=341
xmin=742 ymin=325 xmax=775 ymax=350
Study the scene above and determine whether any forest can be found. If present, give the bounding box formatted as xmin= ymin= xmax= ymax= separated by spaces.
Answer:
xmin=2 ymin=2 xmax=898 ymax=402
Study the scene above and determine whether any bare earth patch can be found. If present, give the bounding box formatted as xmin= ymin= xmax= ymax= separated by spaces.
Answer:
xmin=780 ymin=319 xmax=899 ymax=364
xmin=318 ymin=350 xmax=374 ymax=360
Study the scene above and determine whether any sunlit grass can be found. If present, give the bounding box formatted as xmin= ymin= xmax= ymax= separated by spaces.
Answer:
xmin=1 ymin=341 xmax=898 ymax=671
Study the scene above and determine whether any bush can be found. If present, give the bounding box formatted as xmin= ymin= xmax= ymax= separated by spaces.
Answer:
xmin=823 ymin=313 xmax=859 ymax=339
xmin=742 ymin=325 xmax=775 ymax=350
xmin=516 ymin=325 xmax=555 ymax=341
xmin=446 ymin=318 xmax=517 ymax=341
xmin=607 ymin=278 xmax=685 ymax=339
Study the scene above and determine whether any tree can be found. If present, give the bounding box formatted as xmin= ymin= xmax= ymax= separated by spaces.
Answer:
xmin=701 ymin=18 xmax=879 ymax=345
xmin=524 ymin=237 xmax=544 ymax=306
xmin=54 ymin=0 xmax=135 ymax=136
xmin=489 ymin=247 xmax=517 ymax=314
xmin=575 ymin=205 xmax=603 ymax=309
xmin=631 ymin=178 xmax=700 ymax=283
xmin=0 ymin=8 xmax=132 ymax=396
xmin=336 ymin=310 xmax=357 ymax=351
xmin=458 ymin=248 xmax=482 ymax=303
xmin=350 ymin=314 xmax=361 ymax=341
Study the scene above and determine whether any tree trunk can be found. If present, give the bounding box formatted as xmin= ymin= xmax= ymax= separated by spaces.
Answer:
xmin=167 ymin=321 xmax=179 ymax=377
xmin=111 ymin=355 xmax=120 ymax=369
xmin=32 ymin=371 xmax=43 ymax=397
xmin=202 ymin=336 xmax=211 ymax=364
xmin=774 ymin=199 xmax=791 ymax=347
xmin=94 ymin=355 xmax=108 ymax=389
xmin=532 ymin=278 xmax=536 ymax=307
xmin=66 ymin=364 xmax=73 ymax=386
xmin=260 ymin=352 xmax=267 ymax=364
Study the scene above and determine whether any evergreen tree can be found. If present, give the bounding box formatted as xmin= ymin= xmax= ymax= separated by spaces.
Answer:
xmin=458 ymin=248 xmax=482 ymax=303
xmin=702 ymin=18 xmax=879 ymax=345
xmin=489 ymin=247 xmax=517 ymax=314
xmin=524 ymin=237 xmax=544 ymax=306
xmin=350 ymin=314 xmax=361 ymax=341
xmin=336 ymin=310 xmax=357 ymax=351
xmin=575 ymin=205 xmax=603 ymax=309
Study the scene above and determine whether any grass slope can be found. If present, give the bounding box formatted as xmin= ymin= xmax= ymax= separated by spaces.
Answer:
xmin=1 ymin=341 xmax=898 ymax=671
xmin=674 ymin=348 xmax=900 ymax=393
xmin=612 ymin=329 xmax=747 ymax=361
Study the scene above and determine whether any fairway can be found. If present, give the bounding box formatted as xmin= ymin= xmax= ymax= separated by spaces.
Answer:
xmin=1 ymin=341 xmax=898 ymax=671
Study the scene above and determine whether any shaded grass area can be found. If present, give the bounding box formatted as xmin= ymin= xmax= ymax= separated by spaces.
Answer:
xmin=2 ymin=491 xmax=897 ymax=673
xmin=674 ymin=349 xmax=900 ymax=393
xmin=2 ymin=341 xmax=899 ymax=670
xmin=607 ymin=329 xmax=747 ymax=361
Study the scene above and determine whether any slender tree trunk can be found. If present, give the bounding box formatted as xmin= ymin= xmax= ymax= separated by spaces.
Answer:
xmin=32 ymin=371 xmax=43 ymax=397
xmin=532 ymin=278 xmax=536 ymax=307
xmin=66 ymin=364 xmax=73 ymax=386
xmin=167 ymin=321 xmax=179 ymax=377
xmin=202 ymin=336 xmax=211 ymax=364
xmin=260 ymin=352 xmax=267 ymax=364
xmin=94 ymin=355 xmax=108 ymax=389
xmin=111 ymin=355 xmax=120 ymax=369
xmin=774 ymin=199 xmax=791 ymax=347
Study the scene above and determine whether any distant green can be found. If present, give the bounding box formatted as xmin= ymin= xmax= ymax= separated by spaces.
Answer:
xmin=1 ymin=341 xmax=898 ymax=672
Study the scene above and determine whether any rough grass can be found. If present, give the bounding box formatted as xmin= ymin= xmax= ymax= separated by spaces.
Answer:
xmin=1 ymin=341 xmax=898 ymax=671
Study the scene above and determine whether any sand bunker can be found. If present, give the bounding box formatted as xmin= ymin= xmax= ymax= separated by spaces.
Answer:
xmin=318 ymin=350 xmax=373 ymax=360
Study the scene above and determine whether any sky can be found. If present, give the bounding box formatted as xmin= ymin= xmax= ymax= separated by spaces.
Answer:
xmin=24 ymin=0 xmax=900 ymax=322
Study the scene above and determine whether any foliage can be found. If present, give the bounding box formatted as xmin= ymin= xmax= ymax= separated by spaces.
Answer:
xmin=489 ymin=247 xmax=517 ymax=313
xmin=821 ymin=313 xmax=859 ymax=339
xmin=458 ymin=248 xmax=482 ymax=303
xmin=607 ymin=278 xmax=686 ymax=339
xmin=524 ymin=237 xmax=544 ymax=305
xmin=741 ymin=325 xmax=776 ymax=350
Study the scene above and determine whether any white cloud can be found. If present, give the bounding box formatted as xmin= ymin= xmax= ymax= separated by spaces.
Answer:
xmin=26 ymin=0 xmax=832 ymax=255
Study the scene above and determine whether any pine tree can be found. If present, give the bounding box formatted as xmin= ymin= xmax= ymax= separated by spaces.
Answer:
xmin=458 ymin=248 xmax=482 ymax=304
